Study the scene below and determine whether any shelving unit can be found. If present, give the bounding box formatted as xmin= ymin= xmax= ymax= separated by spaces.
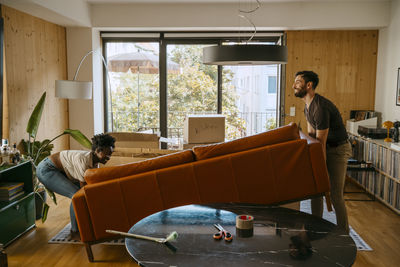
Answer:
xmin=0 ymin=161 xmax=36 ymax=246
xmin=348 ymin=133 xmax=400 ymax=215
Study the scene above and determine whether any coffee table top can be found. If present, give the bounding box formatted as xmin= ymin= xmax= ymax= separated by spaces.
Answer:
xmin=126 ymin=203 xmax=356 ymax=267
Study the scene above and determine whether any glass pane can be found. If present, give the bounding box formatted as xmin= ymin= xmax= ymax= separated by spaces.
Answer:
xmin=105 ymin=42 xmax=160 ymax=133
xmin=167 ymin=44 xmax=218 ymax=147
xmin=222 ymin=65 xmax=278 ymax=140
xmin=268 ymin=76 xmax=277 ymax=94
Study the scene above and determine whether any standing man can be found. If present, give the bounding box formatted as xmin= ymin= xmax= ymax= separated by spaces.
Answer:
xmin=293 ymin=71 xmax=352 ymax=233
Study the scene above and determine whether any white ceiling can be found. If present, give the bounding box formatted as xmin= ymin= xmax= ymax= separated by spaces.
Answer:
xmin=86 ymin=0 xmax=388 ymax=2
xmin=0 ymin=0 xmax=391 ymax=28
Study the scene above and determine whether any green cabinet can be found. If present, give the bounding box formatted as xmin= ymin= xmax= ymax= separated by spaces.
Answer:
xmin=0 ymin=161 xmax=36 ymax=246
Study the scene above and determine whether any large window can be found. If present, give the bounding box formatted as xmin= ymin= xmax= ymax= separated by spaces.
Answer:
xmin=223 ymin=65 xmax=278 ymax=139
xmin=103 ymin=33 xmax=284 ymax=147
xmin=105 ymin=42 xmax=160 ymax=132
xmin=166 ymin=44 xmax=218 ymax=145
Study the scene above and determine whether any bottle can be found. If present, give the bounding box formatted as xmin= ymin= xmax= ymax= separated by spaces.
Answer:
xmin=10 ymin=143 xmax=20 ymax=164
xmin=0 ymin=140 xmax=10 ymax=164
xmin=0 ymin=243 xmax=8 ymax=267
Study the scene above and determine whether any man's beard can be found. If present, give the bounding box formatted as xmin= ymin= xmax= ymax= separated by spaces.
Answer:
xmin=294 ymin=86 xmax=307 ymax=98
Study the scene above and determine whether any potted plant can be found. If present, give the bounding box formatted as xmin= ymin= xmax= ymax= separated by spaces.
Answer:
xmin=19 ymin=92 xmax=92 ymax=222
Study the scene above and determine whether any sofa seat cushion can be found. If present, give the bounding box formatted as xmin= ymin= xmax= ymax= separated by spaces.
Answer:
xmin=192 ymin=123 xmax=300 ymax=160
xmin=84 ymin=150 xmax=195 ymax=184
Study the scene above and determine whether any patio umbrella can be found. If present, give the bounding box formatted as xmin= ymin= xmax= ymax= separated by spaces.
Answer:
xmin=107 ymin=51 xmax=180 ymax=129
xmin=107 ymin=51 xmax=180 ymax=74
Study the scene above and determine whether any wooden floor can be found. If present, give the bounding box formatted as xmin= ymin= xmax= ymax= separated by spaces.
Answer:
xmin=4 ymin=181 xmax=400 ymax=266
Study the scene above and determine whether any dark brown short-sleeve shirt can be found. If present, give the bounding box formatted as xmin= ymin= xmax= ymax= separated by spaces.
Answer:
xmin=304 ymin=93 xmax=348 ymax=144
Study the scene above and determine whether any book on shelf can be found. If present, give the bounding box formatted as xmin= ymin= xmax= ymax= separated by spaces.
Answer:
xmin=0 ymin=182 xmax=24 ymax=194
xmin=0 ymin=186 xmax=23 ymax=197
xmin=350 ymin=110 xmax=378 ymax=121
xmin=0 ymin=190 xmax=25 ymax=201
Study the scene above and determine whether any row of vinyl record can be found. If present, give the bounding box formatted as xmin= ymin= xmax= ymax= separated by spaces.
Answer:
xmin=347 ymin=170 xmax=400 ymax=211
xmin=350 ymin=136 xmax=400 ymax=180
xmin=0 ymin=182 xmax=25 ymax=202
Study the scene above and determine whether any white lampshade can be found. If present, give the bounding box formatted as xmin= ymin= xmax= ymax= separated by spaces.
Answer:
xmin=55 ymin=80 xmax=92 ymax=99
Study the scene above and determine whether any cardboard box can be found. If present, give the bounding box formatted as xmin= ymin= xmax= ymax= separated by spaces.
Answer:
xmin=108 ymin=132 xmax=160 ymax=149
xmin=104 ymin=148 xmax=177 ymax=166
xmin=183 ymin=115 xmax=225 ymax=144
xmin=346 ymin=117 xmax=377 ymax=135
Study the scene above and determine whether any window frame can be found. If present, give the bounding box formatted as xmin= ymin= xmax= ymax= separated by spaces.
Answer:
xmin=102 ymin=31 xmax=285 ymax=147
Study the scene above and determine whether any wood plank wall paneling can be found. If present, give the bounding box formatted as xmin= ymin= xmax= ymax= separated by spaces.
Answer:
xmin=2 ymin=43 xmax=8 ymax=139
xmin=1 ymin=6 xmax=69 ymax=151
xmin=284 ymin=30 xmax=378 ymax=133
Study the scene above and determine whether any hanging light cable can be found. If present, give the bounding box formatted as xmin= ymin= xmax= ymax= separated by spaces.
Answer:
xmin=203 ymin=0 xmax=287 ymax=66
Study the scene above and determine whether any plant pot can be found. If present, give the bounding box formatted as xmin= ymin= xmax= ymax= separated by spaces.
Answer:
xmin=35 ymin=189 xmax=47 ymax=220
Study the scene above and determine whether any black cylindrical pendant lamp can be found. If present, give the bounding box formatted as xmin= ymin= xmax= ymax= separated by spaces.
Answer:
xmin=202 ymin=44 xmax=288 ymax=65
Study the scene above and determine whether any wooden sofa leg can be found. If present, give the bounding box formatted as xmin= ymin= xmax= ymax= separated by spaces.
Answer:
xmin=84 ymin=242 xmax=94 ymax=262
xmin=325 ymin=192 xmax=333 ymax=212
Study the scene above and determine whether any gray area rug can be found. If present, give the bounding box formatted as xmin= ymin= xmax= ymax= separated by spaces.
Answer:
xmin=300 ymin=199 xmax=372 ymax=251
xmin=48 ymin=223 xmax=124 ymax=245
xmin=49 ymin=201 xmax=372 ymax=251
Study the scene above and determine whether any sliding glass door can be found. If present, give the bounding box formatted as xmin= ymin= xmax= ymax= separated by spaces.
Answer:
xmin=222 ymin=65 xmax=278 ymax=140
xmin=105 ymin=41 xmax=160 ymax=132
xmin=166 ymin=44 xmax=217 ymax=147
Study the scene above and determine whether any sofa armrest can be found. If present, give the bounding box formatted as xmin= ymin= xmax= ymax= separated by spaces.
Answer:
xmin=299 ymin=130 xmax=319 ymax=144
xmin=300 ymin=131 xmax=330 ymax=192
xmin=72 ymin=188 xmax=96 ymax=242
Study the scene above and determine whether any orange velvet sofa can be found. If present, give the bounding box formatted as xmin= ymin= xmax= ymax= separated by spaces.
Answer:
xmin=72 ymin=123 xmax=331 ymax=261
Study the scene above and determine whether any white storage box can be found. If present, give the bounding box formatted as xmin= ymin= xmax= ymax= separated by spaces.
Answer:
xmin=346 ymin=117 xmax=377 ymax=135
xmin=183 ymin=115 xmax=225 ymax=144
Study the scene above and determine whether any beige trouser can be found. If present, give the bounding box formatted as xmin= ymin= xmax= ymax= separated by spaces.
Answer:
xmin=311 ymin=141 xmax=353 ymax=233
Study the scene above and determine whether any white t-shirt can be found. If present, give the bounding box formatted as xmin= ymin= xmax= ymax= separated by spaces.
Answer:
xmin=59 ymin=150 xmax=95 ymax=182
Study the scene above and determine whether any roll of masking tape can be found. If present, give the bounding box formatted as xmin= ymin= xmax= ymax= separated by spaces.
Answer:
xmin=236 ymin=215 xmax=254 ymax=238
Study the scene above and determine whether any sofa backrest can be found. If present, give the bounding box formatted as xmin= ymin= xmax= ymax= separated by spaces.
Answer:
xmin=192 ymin=123 xmax=300 ymax=160
xmin=84 ymin=150 xmax=195 ymax=184
xmin=79 ymin=138 xmax=328 ymax=242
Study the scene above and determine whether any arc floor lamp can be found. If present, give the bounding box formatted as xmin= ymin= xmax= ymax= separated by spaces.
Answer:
xmin=55 ymin=50 xmax=104 ymax=99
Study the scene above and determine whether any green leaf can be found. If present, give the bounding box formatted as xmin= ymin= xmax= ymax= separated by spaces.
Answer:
xmin=45 ymin=187 xmax=57 ymax=205
xmin=41 ymin=203 xmax=50 ymax=223
xmin=64 ymin=129 xmax=92 ymax=149
xmin=26 ymin=92 xmax=46 ymax=139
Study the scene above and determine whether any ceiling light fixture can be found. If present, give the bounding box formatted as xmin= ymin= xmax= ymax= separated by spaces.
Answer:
xmin=203 ymin=0 xmax=287 ymax=66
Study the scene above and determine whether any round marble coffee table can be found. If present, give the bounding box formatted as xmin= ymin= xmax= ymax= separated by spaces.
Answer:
xmin=126 ymin=203 xmax=356 ymax=266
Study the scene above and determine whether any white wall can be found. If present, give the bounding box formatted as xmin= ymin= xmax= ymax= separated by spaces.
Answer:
xmin=91 ymin=2 xmax=389 ymax=30
xmin=66 ymin=27 xmax=94 ymax=149
xmin=92 ymin=28 xmax=105 ymax=135
xmin=375 ymin=0 xmax=400 ymax=122
xmin=0 ymin=0 xmax=91 ymax=26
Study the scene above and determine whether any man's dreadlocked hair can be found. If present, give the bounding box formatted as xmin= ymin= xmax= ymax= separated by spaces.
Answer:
xmin=91 ymin=133 xmax=116 ymax=151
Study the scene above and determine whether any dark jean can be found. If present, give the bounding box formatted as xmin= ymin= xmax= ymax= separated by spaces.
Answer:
xmin=36 ymin=157 xmax=80 ymax=232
